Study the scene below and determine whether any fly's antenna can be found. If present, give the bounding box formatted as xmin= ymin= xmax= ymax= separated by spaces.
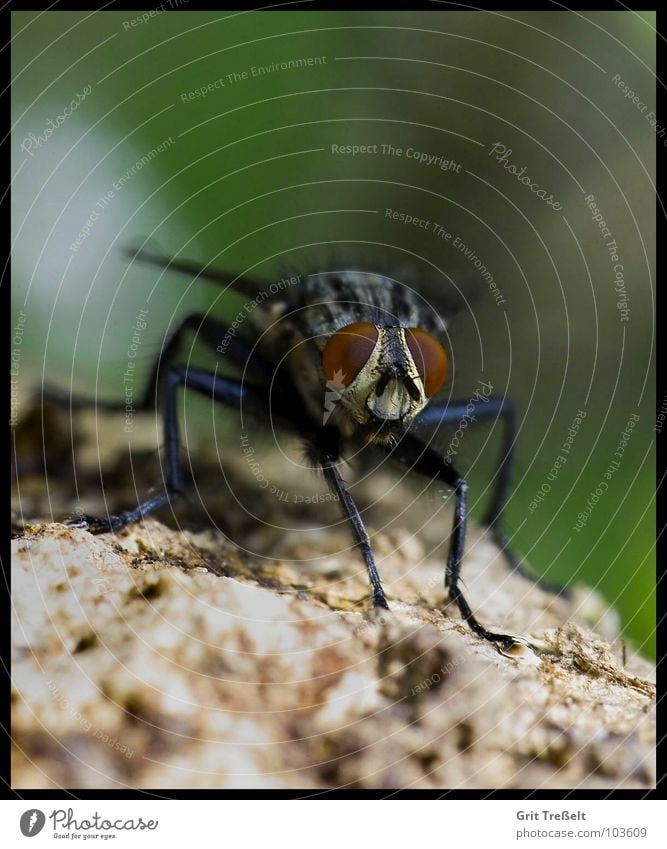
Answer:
xmin=123 ymin=245 xmax=267 ymax=299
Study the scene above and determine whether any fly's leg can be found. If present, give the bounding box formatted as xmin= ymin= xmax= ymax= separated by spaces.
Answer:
xmin=319 ymin=440 xmax=389 ymax=610
xmin=415 ymin=396 xmax=568 ymax=597
xmin=41 ymin=313 xmax=262 ymax=413
xmin=43 ymin=314 xmax=275 ymax=520
xmin=141 ymin=312 xmax=272 ymax=410
xmin=386 ymin=434 xmax=520 ymax=650
xmin=69 ymin=367 xmax=266 ymax=533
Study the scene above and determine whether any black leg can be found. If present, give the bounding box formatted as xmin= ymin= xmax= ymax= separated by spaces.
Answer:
xmin=69 ymin=367 xmax=266 ymax=533
xmin=141 ymin=312 xmax=273 ymax=409
xmin=41 ymin=312 xmax=270 ymax=413
xmin=386 ymin=433 xmax=520 ymax=650
xmin=415 ymin=396 xmax=568 ymax=597
xmin=414 ymin=394 xmax=515 ymax=528
xmin=319 ymin=439 xmax=389 ymax=610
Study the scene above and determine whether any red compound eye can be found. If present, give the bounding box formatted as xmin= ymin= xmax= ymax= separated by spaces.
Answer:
xmin=405 ymin=327 xmax=448 ymax=396
xmin=322 ymin=322 xmax=379 ymax=386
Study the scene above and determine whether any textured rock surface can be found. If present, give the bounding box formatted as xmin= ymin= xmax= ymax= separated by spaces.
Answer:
xmin=12 ymin=517 xmax=655 ymax=790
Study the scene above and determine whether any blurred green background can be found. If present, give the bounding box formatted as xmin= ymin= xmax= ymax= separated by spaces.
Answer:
xmin=12 ymin=11 xmax=655 ymax=656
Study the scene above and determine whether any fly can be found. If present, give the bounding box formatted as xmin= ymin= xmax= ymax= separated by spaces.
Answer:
xmin=58 ymin=247 xmax=560 ymax=652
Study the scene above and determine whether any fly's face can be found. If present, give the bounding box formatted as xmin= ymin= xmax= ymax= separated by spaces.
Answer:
xmin=322 ymin=321 xmax=448 ymax=442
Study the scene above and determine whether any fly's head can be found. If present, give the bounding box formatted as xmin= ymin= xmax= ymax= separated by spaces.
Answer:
xmin=322 ymin=320 xmax=448 ymax=444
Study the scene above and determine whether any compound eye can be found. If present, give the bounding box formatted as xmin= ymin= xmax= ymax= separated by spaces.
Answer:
xmin=405 ymin=327 xmax=448 ymax=396
xmin=323 ymin=322 xmax=379 ymax=386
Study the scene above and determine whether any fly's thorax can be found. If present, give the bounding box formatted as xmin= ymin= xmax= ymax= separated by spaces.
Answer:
xmin=290 ymin=270 xmax=442 ymax=336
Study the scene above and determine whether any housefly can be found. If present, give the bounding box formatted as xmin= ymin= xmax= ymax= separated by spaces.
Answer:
xmin=62 ymin=247 xmax=548 ymax=652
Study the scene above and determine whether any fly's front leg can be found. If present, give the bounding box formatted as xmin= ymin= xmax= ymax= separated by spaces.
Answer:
xmin=141 ymin=312 xmax=272 ymax=410
xmin=415 ymin=395 xmax=516 ymax=531
xmin=415 ymin=396 xmax=567 ymax=596
xmin=43 ymin=314 xmax=268 ymax=415
xmin=319 ymin=437 xmax=389 ymax=610
xmin=69 ymin=367 xmax=263 ymax=533
xmin=387 ymin=434 xmax=520 ymax=651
